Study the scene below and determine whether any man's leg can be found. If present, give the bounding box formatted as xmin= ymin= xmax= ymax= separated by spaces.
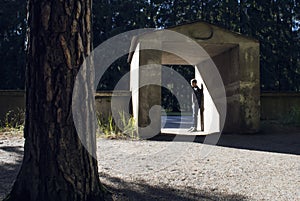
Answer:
xmin=191 ymin=103 xmax=199 ymax=131
xmin=200 ymin=109 xmax=204 ymax=131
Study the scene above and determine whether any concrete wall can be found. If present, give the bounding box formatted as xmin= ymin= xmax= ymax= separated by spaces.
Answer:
xmin=95 ymin=91 xmax=132 ymax=124
xmin=169 ymin=22 xmax=260 ymax=133
xmin=130 ymin=43 xmax=140 ymax=130
xmin=0 ymin=90 xmax=132 ymax=125
xmin=261 ymin=92 xmax=300 ymax=121
xmin=0 ymin=91 xmax=25 ymax=125
xmin=138 ymin=45 xmax=162 ymax=138
xmin=212 ymin=47 xmax=240 ymax=132
xmin=195 ymin=64 xmax=220 ymax=133
xmin=238 ymin=42 xmax=260 ymax=133
xmin=1 ymin=91 xmax=299 ymax=129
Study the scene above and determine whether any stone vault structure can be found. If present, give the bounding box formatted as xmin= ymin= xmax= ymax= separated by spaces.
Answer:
xmin=128 ymin=21 xmax=260 ymax=134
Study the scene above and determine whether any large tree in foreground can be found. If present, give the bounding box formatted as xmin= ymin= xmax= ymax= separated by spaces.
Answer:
xmin=5 ymin=0 xmax=106 ymax=200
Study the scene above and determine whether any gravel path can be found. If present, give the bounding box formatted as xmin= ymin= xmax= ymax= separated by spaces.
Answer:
xmin=0 ymin=133 xmax=299 ymax=201
xmin=0 ymin=135 xmax=23 ymax=200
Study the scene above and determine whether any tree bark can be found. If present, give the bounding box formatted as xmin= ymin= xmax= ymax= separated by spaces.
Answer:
xmin=5 ymin=0 xmax=106 ymax=200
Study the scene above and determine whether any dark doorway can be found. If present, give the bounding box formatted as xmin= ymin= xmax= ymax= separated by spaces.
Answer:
xmin=161 ymin=65 xmax=194 ymax=129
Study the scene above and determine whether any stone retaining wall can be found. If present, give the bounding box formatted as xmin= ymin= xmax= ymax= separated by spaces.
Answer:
xmin=1 ymin=90 xmax=299 ymax=129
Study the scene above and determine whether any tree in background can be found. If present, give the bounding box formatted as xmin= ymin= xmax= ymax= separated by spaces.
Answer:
xmin=239 ymin=0 xmax=300 ymax=91
xmin=1 ymin=0 xmax=300 ymax=91
xmin=4 ymin=0 xmax=106 ymax=200
xmin=94 ymin=0 xmax=300 ymax=92
xmin=0 ymin=0 xmax=26 ymax=89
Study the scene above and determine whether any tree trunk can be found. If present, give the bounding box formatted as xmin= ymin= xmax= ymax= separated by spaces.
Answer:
xmin=5 ymin=0 xmax=106 ymax=200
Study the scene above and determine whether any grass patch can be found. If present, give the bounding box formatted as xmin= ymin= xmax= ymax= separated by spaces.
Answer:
xmin=0 ymin=108 xmax=140 ymax=140
xmin=97 ymin=111 xmax=138 ymax=140
xmin=0 ymin=108 xmax=25 ymax=134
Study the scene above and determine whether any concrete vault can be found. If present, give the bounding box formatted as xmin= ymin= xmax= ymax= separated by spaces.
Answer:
xmin=128 ymin=21 xmax=260 ymax=135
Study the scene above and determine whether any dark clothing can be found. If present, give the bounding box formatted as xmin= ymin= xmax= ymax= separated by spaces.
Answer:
xmin=192 ymin=86 xmax=203 ymax=107
xmin=191 ymin=85 xmax=204 ymax=131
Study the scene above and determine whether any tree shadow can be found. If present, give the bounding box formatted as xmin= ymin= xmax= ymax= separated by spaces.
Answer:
xmin=0 ymin=153 xmax=249 ymax=201
xmin=100 ymin=172 xmax=248 ymax=201
xmin=0 ymin=146 xmax=24 ymax=155
xmin=0 ymin=146 xmax=23 ymax=200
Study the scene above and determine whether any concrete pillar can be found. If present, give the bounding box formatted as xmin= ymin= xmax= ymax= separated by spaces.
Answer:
xmin=195 ymin=62 xmax=220 ymax=133
xmin=138 ymin=43 xmax=162 ymax=138
xmin=238 ymin=43 xmax=260 ymax=133
xmin=130 ymin=43 xmax=140 ymax=131
xmin=212 ymin=47 xmax=240 ymax=133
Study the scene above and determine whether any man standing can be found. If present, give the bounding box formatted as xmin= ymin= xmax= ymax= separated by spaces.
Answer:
xmin=188 ymin=79 xmax=204 ymax=132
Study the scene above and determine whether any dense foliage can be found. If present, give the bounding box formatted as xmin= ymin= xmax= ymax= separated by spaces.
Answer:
xmin=0 ymin=0 xmax=26 ymax=89
xmin=1 ymin=0 xmax=299 ymax=91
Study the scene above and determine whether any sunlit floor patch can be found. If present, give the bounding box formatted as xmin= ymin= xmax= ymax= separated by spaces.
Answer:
xmin=161 ymin=128 xmax=209 ymax=135
xmin=161 ymin=115 xmax=209 ymax=135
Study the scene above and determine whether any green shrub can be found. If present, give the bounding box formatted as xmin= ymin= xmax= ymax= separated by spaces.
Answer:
xmin=0 ymin=108 xmax=25 ymax=131
xmin=117 ymin=111 xmax=137 ymax=139
xmin=97 ymin=112 xmax=138 ymax=139
xmin=282 ymin=106 xmax=300 ymax=125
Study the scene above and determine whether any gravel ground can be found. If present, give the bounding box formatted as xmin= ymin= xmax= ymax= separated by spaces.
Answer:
xmin=0 ymin=132 xmax=299 ymax=201
xmin=0 ymin=134 xmax=23 ymax=200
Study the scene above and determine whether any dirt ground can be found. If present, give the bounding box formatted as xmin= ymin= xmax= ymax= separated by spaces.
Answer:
xmin=0 ymin=121 xmax=299 ymax=200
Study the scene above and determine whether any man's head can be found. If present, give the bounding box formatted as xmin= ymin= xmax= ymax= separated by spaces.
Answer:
xmin=191 ymin=79 xmax=197 ymax=87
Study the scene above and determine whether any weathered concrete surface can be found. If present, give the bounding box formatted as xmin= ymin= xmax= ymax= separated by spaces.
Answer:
xmin=167 ymin=22 xmax=260 ymax=133
xmin=261 ymin=92 xmax=300 ymax=121
xmin=138 ymin=45 xmax=162 ymax=138
xmin=95 ymin=91 xmax=131 ymax=121
xmin=127 ymin=22 xmax=260 ymax=133
xmin=2 ymin=90 xmax=299 ymax=133
xmin=128 ymin=22 xmax=260 ymax=133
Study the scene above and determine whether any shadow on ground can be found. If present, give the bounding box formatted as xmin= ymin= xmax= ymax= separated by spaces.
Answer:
xmin=152 ymin=121 xmax=300 ymax=155
xmin=0 ymin=146 xmax=24 ymax=155
xmin=0 ymin=146 xmax=23 ymax=200
xmin=100 ymin=172 xmax=248 ymax=201
xmin=0 ymin=121 xmax=299 ymax=200
xmin=0 ymin=146 xmax=248 ymax=201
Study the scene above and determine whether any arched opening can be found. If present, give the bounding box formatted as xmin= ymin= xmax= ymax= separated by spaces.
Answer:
xmin=128 ymin=22 xmax=260 ymax=136
xmin=161 ymin=65 xmax=194 ymax=130
xmin=160 ymin=64 xmax=221 ymax=135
